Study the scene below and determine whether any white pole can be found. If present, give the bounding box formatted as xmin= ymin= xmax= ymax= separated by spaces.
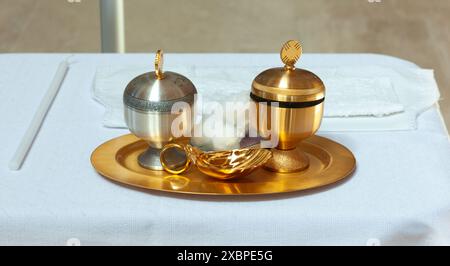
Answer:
xmin=99 ymin=0 xmax=125 ymax=53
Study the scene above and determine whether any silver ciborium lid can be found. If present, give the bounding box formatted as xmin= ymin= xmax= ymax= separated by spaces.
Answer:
xmin=123 ymin=50 xmax=196 ymax=112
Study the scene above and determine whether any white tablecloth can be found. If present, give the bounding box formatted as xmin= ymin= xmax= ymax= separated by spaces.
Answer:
xmin=0 ymin=53 xmax=449 ymax=246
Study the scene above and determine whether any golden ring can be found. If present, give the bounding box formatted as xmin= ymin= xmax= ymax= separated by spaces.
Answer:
xmin=160 ymin=143 xmax=191 ymax=175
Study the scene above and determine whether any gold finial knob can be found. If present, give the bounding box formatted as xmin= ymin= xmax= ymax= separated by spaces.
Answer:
xmin=155 ymin=49 xmax=164 ymax=79
xmin=280 ymin=40 xmax=302 ymax=70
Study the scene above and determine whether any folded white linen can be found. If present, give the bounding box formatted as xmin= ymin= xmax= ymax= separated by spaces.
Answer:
xmin=93 ymin=65 xmax=439 ymax=132
xmin=325 ymin=77 xmax=404 ymax=117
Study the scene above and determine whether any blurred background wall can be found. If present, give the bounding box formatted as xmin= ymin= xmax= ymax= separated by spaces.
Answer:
xmin=0 ymin=0 xmax=449 ymax=127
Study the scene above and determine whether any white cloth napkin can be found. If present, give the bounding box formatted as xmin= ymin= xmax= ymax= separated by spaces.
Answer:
xmin=93 ymin=65 xmax=440 ymax=131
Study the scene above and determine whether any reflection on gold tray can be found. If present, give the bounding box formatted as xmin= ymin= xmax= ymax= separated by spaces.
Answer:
xmin=90 ymin=134 xmax=356 ymax=196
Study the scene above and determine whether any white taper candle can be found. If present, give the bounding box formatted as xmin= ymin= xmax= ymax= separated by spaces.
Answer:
xmin=8 ymin=59 xmax=69 ymax=170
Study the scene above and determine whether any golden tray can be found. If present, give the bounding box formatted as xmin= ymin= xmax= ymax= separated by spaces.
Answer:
xmin=91 ymin=134 xmax=356 ymax=196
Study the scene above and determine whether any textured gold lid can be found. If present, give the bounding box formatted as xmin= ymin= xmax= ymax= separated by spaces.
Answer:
xmin=251 ymin=40 xmax=325 ymax=103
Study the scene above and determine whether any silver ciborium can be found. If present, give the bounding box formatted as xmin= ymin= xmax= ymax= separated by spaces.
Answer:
xmin=123 ymin=50 xmax=197 ymax=170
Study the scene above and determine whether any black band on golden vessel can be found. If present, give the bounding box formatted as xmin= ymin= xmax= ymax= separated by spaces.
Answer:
xmin=250 ymin=93 xmax=324 ymax=108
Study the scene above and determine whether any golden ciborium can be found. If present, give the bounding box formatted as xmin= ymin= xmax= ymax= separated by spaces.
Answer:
xmin=250 ymin=40 xmax=325 ymax=173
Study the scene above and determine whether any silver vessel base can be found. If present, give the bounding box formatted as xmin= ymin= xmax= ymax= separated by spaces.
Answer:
xmin=138 ymin=146 xmax=186 ymax=171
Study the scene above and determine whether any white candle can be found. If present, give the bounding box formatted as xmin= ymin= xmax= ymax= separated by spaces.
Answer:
xmin=9 ymin=59 xmax=70 ymax=170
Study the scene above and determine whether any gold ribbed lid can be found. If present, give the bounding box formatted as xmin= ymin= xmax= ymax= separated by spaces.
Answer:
xmin=251 ymin=40 xmax=325 ymax=103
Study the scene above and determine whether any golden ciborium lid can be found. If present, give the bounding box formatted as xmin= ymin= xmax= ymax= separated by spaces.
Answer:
xmin=251 ymin=40 xmax=325 ymax=104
